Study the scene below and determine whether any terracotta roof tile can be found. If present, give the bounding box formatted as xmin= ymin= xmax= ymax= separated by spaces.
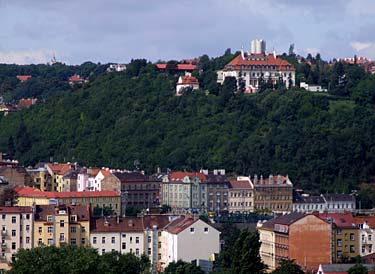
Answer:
xmin=229 ymin=179 xmax=252 ymax=189
xmin=225 ymin=54 xmax=295 ymax=71
xmin=0 ymin=206 xmax=33 ymax=214
xmin=91 ymin=217 xmax=144 ymax=232
xmin=168 ymin=171 xmax=207 ymax=181
xmin=15 ymin=186 xmax=119 ymax=198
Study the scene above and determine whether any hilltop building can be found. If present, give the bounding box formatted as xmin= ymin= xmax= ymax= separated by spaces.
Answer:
xmin=176 ymin=73 xmax=200 ymax=96
xmin=217 ymin=39 xmax=295 ymax=93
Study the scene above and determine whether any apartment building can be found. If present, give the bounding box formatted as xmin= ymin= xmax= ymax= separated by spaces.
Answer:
xmin=253 ymin=175 xmax=293 ymax=214
xmin=202 ymin=170 xmax=229 ymax=213
xmin=26 ymin=167 xmax=50 ymax=191
xmin=159 ymin=217 xmax=220 ymax=271
xmin=90 ymin=217 xmax=145 ymax=256
xmin=33 ymin=204 xmax=90 ymax=247
xmin=46 ymin=163 xmax=75 ymax=191
xmin=0 ymin=207 xmax=33 ymax=270
xmin=258 ymin=212 xmax=331 ymax=272
xmin=293 ymin=193 xmax=356 ymax=213
xmin=15 ymin=186 xmax=121 ymax=215
xmin=228 ymin=176 xmax=254 ymax=213
xmin=317 ymin=213 xmax=359 ymax=263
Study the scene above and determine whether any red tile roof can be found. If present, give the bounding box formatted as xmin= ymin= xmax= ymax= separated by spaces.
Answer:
xmin=91 ymin=217 xmax=144 ymax=232
xmin=354 ymin=216 xmax=375 ymax=229
xmin=0 ymin=206 xmax=33 ymax=214
xmin=177 ymin=75 xmax=199 ymax=85
xmin=143 ymin=215 xmax=171 ymax=229
xmin=15 ymin=186 xmax=119 ymax=198
xmin=34 ymin=204 xmax=90 ymax=222
xmin=16 ymin=75 xmax=32 ymax=82
xmin=17 ymin=98 xmax=36 ymax=109
xmin=46 ymin=163 xmax=73 ymax=176
xmin=155 ymin=64 xmax=198 ymax=71
xmin=224 ymin=53 xmax=295 ymax=71
xmin=316 ymin=213 xmax=357 ymax=228
xmin=165 ymin=216 xmax=198 ymax=234
xmin=69 ymin=74 xmax=85 ymax=82
xmin=99 ymin=169 xmax=112 ymax=177
xmin=169 ymin=171 xmax=207 ymax=181
xmin=229 ymin=179 xmax=252 ymax=189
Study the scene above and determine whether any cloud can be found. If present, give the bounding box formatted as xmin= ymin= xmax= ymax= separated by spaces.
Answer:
xmin=351 ymin=42 xmax=372 ymax=52
xmin=0 ymin=49 xmax=52 ymax=64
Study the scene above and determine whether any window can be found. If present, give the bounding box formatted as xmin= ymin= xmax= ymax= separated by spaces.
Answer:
xmin=136 ymin=248 xmax=139 ymax=255
xmin=369 ymin=235 xmax=373 ymax=241
xmin=158 ymin=241 xmax=161 ymax=248
xmin=38 ymin=227 xmax=42 ymax=233
xmin=48 ymin=227 xmax=53 ymax=233
xmin=93 ymin=237 xmax=97 ymax=244
xmin=48 ymin=239 xmax=53 ymax=245
xmin=122 ymin=234 xmax=126 ymax=238
xmin=71 ymin=227 xmax=77 ymax=233
xmin=1 ymin=215 xmax=5 ymax=220
xmin=337 ymin=229 xmax=342 ymax=235
xmin=12 ymin=216 xmax=16 ymax=223
xmin=26 ymin=214 xmax=30 ymax=220
xmin=12 ymin=230 xmax=16 ymax=237
xmin=350 ymin=233 xmax=355 ymax=241
xmin=60 ymin=220 xmax=64 ymax=228
xmin=71 ymin=238 xmax=77 ymax=245
xmin=337 ymin=250 xmax=342 ymax=257
xmin=102 ymin=237 xmax=106 ymax=244
xmin=102 ymin=249 xmax=105 ymax=255
xmin=337 ymin=239 xmax=342 ymax=247
xmin=130 ymin=237 xmax=133 ymax=243
xmin=38 ymin=238 xmax=42 ymax=245
xmin=350 ymin=245 xmax=355 ymax=253
xmin=11 ymin=242 xmax=16 ymax=250
xmin=130 ymin=248 xmax=133 ymax=253
xmin=26 ymin=225 xmax=30 ymax=232
xmin=81 ymin=238 xmax=85 ymax=245
xmin=204 ymin=227 xmax=209 ymax=233
xmin=190 ymin=227 xmax=195 ymax=233
xmin=81 ymin=227 xmax=86 ymax=233
xmin=60 ymin=233 xmax=65 ymax=242
xmin=148 ymin=236 xmax=151 ymax=243
xmin=122 ymin=243 xmax=126 ymax=250
xmin=47 ymin=216 xmax=53 ymax=222
xmin=136 ymin=237 xmax=139 ymax=244
xmin=26 ymin=237 xmax=30 ymax=244
xmin=158 ymin=253 xmax=161 ymax=260
xmin=111 ymin=237 xmax=115 ymax=244
xmin=148 ymin=248 xmax=151 ymax=255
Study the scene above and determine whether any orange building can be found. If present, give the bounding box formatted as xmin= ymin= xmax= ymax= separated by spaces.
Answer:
xmin=258 ymin=212 xmax=331 ymax=272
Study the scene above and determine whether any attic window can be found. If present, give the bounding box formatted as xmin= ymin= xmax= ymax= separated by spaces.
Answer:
xmin=190 ymin=227 xmax=195 ymax=233
xmin=204 ymin=227 xmax=209 ymax=233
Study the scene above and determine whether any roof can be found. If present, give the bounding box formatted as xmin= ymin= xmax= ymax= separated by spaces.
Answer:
xmin=113 ymin=171 xmax=157 ymax=183
xmin=168 ymin=171 xmax=207 ymax=182
xmin=323 ymin=194 xmax=355 ymax=203
xmin=155 ymin=64 xmax=198 ymax=71
xmin=228 ymin=179 xmax=252 ymax=189
xmin=46 ymin=163 xmax=73 ymax=176
xmin=316 ymin=213 xmax=357 ymax=228
xmin=204 ymin=174 xmax=229 ymax=184
xmin=355 ymin=215 xmax=375 ymax=229
xmin=165 ymin=216 xmax=198 ymax=234
xmin=15 ymin=186 xmax=119 ymax=199
xmin=177 ymin=75 xmax=199 ymax=85
xmin=91 ymin=217 xmax=144 ymax=233
xmin=293 ymin=194 xmax=325 ymax=204
xmin=17 ymin=98 xmax=36 ymax=109
xmin=69 ymin=74 xmax=85 ymax=82
xmin=16 ymin=75 xmax=32 ymax=81
xmin=0 ymin=206 xmax=33 ymax=214
xmin=224 ymin=53 xmax=295 ymax=71
xmin=34 ymin=204 xmax=90 ymax=222
xmin=273 ymin=212 xmax=306 ymax=226
xmin=319 ymin=264 xmax=375 ymax=273
xmin=143 ymin=215 xmax=172 ymax=230
xmin=99 ymin=169 xmax=112 ymax=177
xmin=253 ymin=175 xmax=292 ymax=186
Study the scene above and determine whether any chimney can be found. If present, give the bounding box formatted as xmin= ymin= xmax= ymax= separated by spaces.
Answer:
xmin=260 ymin=175 xmax=264 ymax=184
xmin=269 ymin=174 xmax=274 ymax=184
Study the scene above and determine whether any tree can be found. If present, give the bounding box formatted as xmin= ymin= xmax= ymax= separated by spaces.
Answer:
xmin=7 ymin=136 xmax=15 ymax=157
xmin=271 ymin=259 xmax=304 ymax=274
xmin=163 ymin=260 xmax=204 ymax=274
xmin=14 ymin=120 xmax=31 ymax=155
xmin=348 ymin=263 xmax=368 ymax=274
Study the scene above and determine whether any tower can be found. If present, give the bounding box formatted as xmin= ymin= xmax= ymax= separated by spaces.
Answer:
xmin=250 ymin=39 xmax=266 ymax=54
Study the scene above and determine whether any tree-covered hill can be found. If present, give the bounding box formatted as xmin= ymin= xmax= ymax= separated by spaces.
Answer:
xmin=1 ymin=55 xmax=375 ymax=195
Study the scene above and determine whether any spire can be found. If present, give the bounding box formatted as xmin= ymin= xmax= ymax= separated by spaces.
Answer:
xmin=241 ymin=46 xmax=245 ymax=60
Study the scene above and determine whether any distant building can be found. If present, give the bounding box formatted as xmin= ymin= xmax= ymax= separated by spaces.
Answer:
xmin=228 ymin=176 xmax=254 ymax=213
xmin=107 ymin=63 xmax=126 ymax=72
xmin=155 ymin=63 xmax=198 ymax=73
xmin=258 ymin=212 xmax=331 ymax=272
xmin=316 ymin=264 xmax=375 ymax=274
xmin=46 ymin=163 xmax=75 ymax=191
xmin=17 ymin=98 xmax=37 ymax=109
xmin=33 ymin=204 xmax=90 ymax=248
xmin=300 ymin=82 xmax=328 ymax=92
xmin=16 ymin=75 xmax=32 ymax=82
xmin=68 ymin=74 xmax=88 ymax=86
xmin=176 ymin=73 xmax=200 ymax=96
xmin=0 ymin=206 xmax=33 ymax=270
xmin=217 ymin=39 xmax=295 ymax=93
xmin=26 ymin=167 xmax=51 ymax=192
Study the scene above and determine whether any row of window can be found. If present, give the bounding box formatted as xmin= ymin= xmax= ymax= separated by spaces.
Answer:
xmin=230 ymin=202 xmax=252 ymax=207
xmin=93 ymin=236 xmax=140 ymax=245
xmin=1 ymin=214 xmax=31 ymax=221
xmin=337 ymin=245 xmax=355 ymax=257
xmin=37 ymin=237 xmax=86 ymax=245
xmin=37 ymin=226 xmax=86 ymax=233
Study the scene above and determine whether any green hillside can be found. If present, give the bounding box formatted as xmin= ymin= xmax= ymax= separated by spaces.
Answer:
xmin=1 ymin=55 xmax=375 ymax=196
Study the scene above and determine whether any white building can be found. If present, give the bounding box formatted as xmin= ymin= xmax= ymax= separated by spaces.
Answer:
xmin=293 ymin=193 xmax=356 ymax=213
xmin=217 ymin=39 xmax=295 ymax=93
xmin=300 ymin=82 xmax=327 ymax=92
xmin=107 ymin=64 xmax=127 ymax=72
xmin=358 ymin=221 xmax=375 ymax=256
xmin=160 ymin=217 xmax=220 ymax=271
xmin=176 ymin=73 xmax=200 ymax=96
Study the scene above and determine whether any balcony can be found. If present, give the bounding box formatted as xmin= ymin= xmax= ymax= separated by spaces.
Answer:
xmin=1 ymin=230 xmax=6 ymax=236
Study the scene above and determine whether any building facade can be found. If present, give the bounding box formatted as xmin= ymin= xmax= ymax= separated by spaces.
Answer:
xmin=203 ymin=171 xmax=229 ymax=213
xmin=228 ymin=176 xmax=254 ymax=213
xmin=0 ymin=207 xmax=33 ymax=270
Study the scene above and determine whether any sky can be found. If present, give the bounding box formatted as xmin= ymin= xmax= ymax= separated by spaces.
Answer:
xmin=1 ymin=0 xmax=375 ymax=65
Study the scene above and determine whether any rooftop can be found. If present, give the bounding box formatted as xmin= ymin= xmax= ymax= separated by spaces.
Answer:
xmin=15 ymin=186 xmax=119 ymax=198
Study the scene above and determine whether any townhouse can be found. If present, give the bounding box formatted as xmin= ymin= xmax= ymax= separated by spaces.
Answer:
xmin=34 ymin=204 xmax=90 ymax=247
xmin=46 ymin=163 xmax=75 ymax=192
xmin=258 ymin=212 xmax=331 ymax=272
xmin=202 ymin=170 xmax=229 ymax=213
xmin=15 ymin=186 xmax=121 ymax=215
xmin=0 ymin=207 xmax=33 ymax=270
xmin=26 ymin=166 xmax=50 ymax=192
xmin=228 ymin=176 xmax=254 ymax=213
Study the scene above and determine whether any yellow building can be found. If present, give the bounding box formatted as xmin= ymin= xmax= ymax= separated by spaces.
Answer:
xmin=26 ymin=167 xmax=50 ymax=191
xmin=46 ymin=163 xmax=74 ymax=192
xmin=15 ymin=187 xmax=121 ymax=215
xmin=33 ymin=204 xmax=90 ymax=247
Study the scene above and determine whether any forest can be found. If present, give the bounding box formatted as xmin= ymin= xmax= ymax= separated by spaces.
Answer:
xmin=1 ymin=51 xmax=375 ymax=203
